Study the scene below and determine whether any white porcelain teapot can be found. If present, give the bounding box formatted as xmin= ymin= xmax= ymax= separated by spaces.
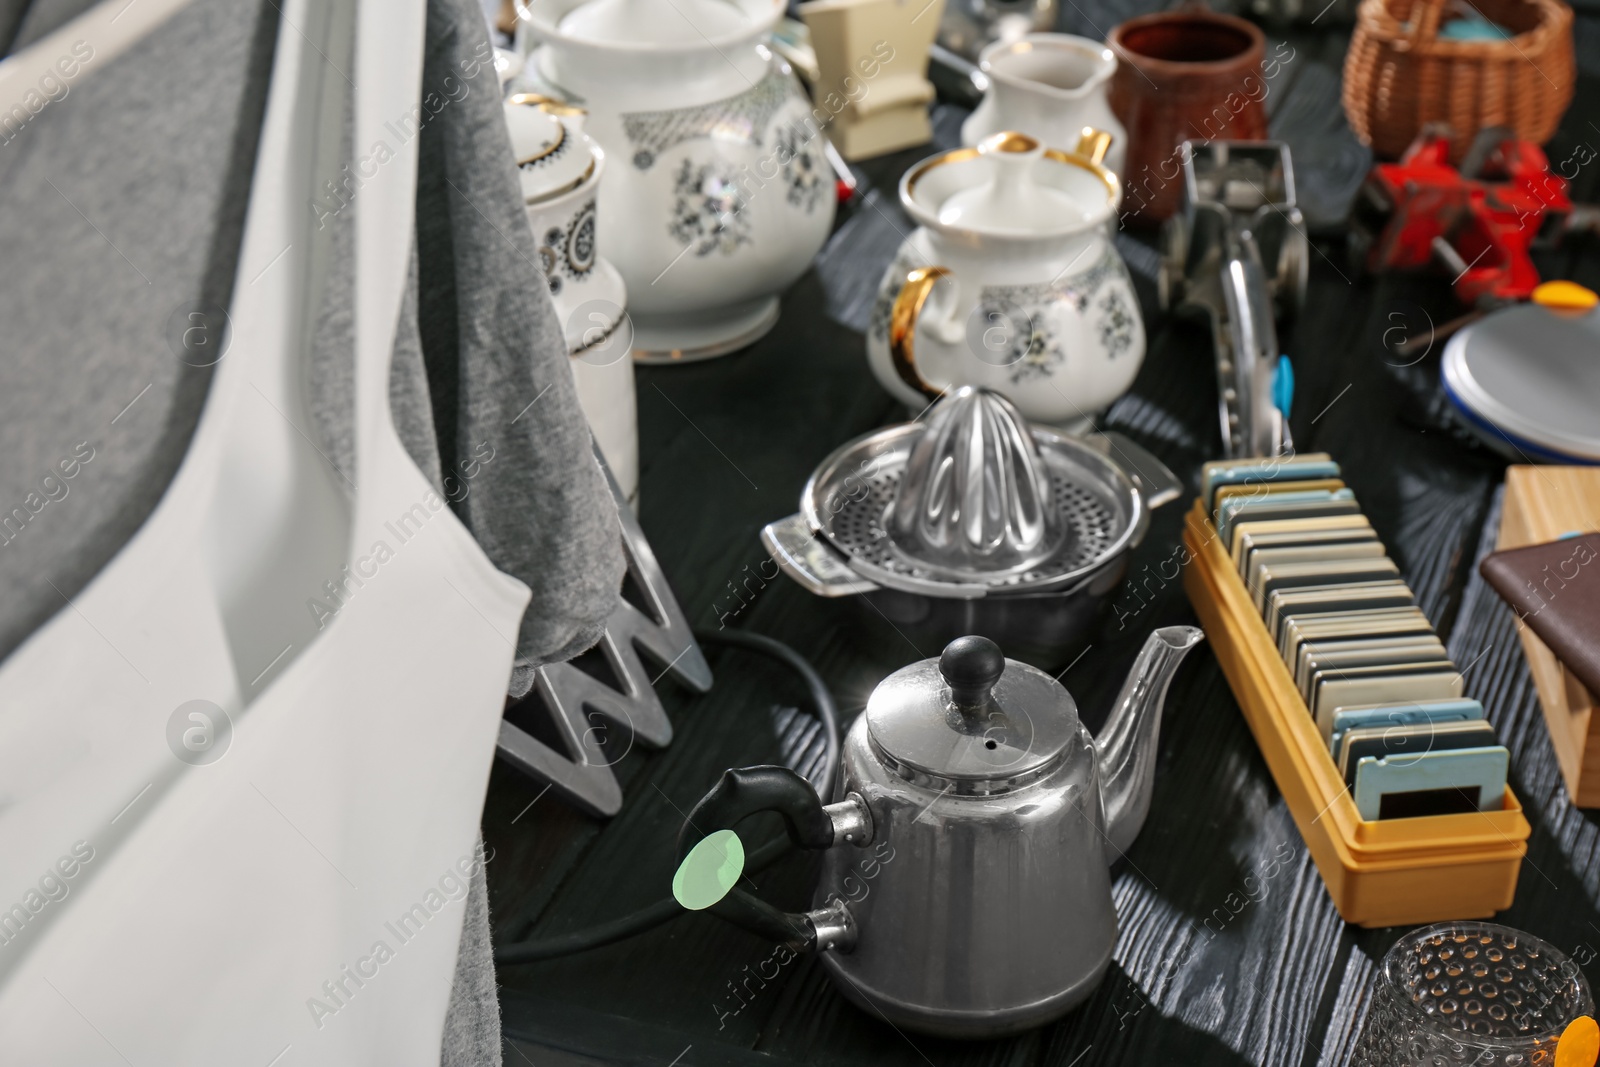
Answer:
xmin=865 ymin=130 xmax=1145 ymax=428
xmin=518 ymin=0 xmax=836 ymax=361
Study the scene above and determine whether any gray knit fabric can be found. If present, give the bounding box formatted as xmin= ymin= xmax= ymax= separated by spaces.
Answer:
xmin=394 ymin=243 xmax=449 ymax=491
xmin=414 ymin=0 xmax=623 ymax=690
xmin=441 ymin=834 xmax=507 ymax=1065
xmin=0 ymin=0 xmax=623 ymax=1061
xmin=410 ymin=3 xmax=629 ymax=1048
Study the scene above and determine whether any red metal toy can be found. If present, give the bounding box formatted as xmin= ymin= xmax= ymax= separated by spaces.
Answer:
xmin=1349 ymin=125 xmax=1598 ymax=308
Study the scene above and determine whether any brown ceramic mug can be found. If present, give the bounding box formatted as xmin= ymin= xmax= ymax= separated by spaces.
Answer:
xmin=1107 ymin=8 xmax=1269 ymax=225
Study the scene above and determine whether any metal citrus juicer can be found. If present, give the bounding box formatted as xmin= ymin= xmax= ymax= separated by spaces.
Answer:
xmin=674 ymin=625 xmax=1201 ymax=1037
xmin=761 ymin=385 xmax=1181 ymax=666
xmin=1159 ymin=140 xmax=1308 ymax=458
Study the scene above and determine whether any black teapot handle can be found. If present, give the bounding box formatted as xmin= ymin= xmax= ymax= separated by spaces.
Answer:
xmin=676 ymin=766 xmax=856 ymax=950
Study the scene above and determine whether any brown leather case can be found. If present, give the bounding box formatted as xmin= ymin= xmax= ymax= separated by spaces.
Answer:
xmin=1480 ymin=533 xmax=1600 ymax=700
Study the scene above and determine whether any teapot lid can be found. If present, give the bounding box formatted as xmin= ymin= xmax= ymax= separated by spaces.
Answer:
xmin=935 ymin=134 xmax=1087 ymax=232
xmin=504 ymin=95 xmax=596 ymax=204
xmin=902 ymin=130 xmax=1119 ymax=237
xmin=558 ymin=0 xmax=752 ymax=46
xmin=866 ymin=636 xmax=1079 ymax=792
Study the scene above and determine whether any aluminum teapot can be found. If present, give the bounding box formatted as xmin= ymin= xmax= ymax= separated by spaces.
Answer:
xmin=676 ymin=626 xmax=1202 ymax=1038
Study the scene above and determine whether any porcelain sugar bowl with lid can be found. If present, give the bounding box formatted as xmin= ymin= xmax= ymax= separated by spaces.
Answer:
xmin=518 ymin=0 xmax=836 ymax=362
xmin=504 ymin=94 xmax=638 ymax=502
xmin=865 ymin=130 xmax=1145 ymax=428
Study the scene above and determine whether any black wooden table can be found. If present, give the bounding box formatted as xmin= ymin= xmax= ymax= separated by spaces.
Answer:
xmin=487 ymin=14 xmax=1600 ymax=1066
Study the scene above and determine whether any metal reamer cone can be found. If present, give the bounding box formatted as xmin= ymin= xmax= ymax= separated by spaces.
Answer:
xmin=888 ymin=387 xmax=1061 ymax=578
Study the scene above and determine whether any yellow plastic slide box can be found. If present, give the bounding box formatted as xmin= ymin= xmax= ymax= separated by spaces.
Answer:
xmin=1182 ymin=502 xmax=1529 ymax=928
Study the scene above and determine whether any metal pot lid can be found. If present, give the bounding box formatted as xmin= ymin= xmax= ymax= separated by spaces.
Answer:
xmin=801 ymin=388 xmax=1144 ymax=597
xmin=866 ymin=636 xmax=1079 ymax=789
xmin=504 ymin=95 xmax=596 ymax=205
xmin=1441 ymin=303 xmax=1600 ymax=463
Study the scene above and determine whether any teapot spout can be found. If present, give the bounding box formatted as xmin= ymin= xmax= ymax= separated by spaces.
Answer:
xmin=1094 ymin=626 xmax=1204 ymax=860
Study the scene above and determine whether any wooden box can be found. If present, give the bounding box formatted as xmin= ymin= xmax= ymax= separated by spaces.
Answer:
xmin=1498 ymin=466 xmax=1600 ymax=807
xmin=1183 ymin=502 xmax=1529 ymax=927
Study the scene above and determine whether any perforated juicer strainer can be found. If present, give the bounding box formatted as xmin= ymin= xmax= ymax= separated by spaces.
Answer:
xmin=762 ymin=388 xmax=1181 ymax=663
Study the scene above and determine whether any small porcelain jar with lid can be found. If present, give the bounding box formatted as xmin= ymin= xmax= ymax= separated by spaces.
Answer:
xmin=504 ymin=94 xmax=638 ymax=503
xmin=517 ymin=0 xmax=836 ymax=361
xmin=864 ymin=130 xmax=1145 ymax=430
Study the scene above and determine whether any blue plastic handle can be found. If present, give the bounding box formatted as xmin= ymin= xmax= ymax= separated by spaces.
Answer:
xmin=1272 ymin=354 xmax=1294 ymax=419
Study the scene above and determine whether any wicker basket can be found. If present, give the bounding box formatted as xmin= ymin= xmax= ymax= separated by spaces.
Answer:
xmin=1343 ymin=0 xmax=1575 ymax=161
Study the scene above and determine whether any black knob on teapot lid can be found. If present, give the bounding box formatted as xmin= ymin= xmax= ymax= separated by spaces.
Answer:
xmin=940 ymin=636 xmax=1005 ymax=709
xmin=865 ymin=634 xmax=1079 ymax=789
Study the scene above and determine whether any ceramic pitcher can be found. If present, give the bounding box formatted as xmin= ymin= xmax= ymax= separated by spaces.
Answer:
xmin=865 ymin=130 xmax=1145 ymax=429
xmin=962 ymin=33 xmax=1128 ymax=181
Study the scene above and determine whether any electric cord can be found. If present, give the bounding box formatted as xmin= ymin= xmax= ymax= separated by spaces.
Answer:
xmin=695 ymin=628 xmax=841 ymax=805
xmin=493 ymin=628 xmax=841 ymax=964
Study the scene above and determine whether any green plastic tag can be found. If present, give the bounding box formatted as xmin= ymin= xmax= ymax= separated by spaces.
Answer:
xmin=672 ymin=829 xmax=745 ymax=911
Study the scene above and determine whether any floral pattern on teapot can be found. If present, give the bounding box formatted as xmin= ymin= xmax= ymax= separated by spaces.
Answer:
xmin=623 ymin=68 xmax=830 ymax=257
xmin=976 ymin=251 xmax=1136 ymax=384
xmin=772 ymin=124 xmax=828 ymax=212
xmin=869 ymin=246 xmax=1138 ymax=389
xmin=1096 ymin=288 xmax=1136 ymax=361
xmin=668 ymin=161 xmax=751 ymax=256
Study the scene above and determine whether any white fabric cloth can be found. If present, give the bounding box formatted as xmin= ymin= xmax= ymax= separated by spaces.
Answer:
xmin=0 ymin=0 xmax=530 ymax=1061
